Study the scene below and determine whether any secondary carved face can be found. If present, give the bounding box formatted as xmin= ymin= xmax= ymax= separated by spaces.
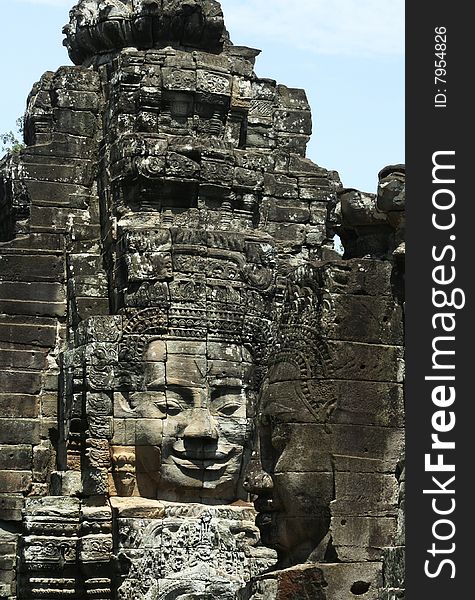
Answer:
xmin=123 ymin=339 xmax=252 ymax=502
xmin=245 ymin=361 xmax=332 ymax=567
xmin=111 ymin=446 xmax=136 ymax=497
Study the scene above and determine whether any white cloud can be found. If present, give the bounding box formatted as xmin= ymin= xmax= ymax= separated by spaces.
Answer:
xmin=221 ymin=0 xmax=404 ymax=57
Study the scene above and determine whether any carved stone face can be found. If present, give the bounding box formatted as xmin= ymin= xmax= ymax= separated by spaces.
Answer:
xmin=127 ymin=339 xmax=252 ymax=502
xmin=245 ymin=361 xmax=332 ymax=567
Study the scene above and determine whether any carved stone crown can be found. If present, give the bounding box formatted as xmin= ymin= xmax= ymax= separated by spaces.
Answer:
xmin=64 ymin=0 xmax=230 ymax=65
xmin=271 ymin=265 xmax=329 ymax=379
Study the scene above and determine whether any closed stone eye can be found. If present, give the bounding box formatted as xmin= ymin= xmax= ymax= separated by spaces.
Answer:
xmin=165 ymin=402 xmax=183 ymax=416
xmin=215 ymin=403 xmax=241 ymax=417
xmin=153 ymin=400 xmax=167 ymax=412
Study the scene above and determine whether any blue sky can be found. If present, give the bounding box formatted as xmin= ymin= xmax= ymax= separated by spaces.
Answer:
xmin=0 ymin=0 xmax=404 ymax=192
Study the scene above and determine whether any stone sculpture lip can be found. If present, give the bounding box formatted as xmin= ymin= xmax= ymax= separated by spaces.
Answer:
xmin=116 ymin=471 xmax=135 ymax=481
xmin=256 ymin=512 xmax=273 ymax=526
xmin=171 ymin=448 xmax=237 ymax=471
xmin=254 ymin=497 xmax=277 ymax=513
xmin=255 ymin=511 xmax=275 ymax=540
xmin=254 ymin=497 xmax=279 ymax=539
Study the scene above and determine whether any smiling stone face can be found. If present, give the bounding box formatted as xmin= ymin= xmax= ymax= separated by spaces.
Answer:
xmin=114 ymin=338 xmax=253 ymax=503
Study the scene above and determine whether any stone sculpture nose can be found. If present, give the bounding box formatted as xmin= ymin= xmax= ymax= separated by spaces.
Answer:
xmin=243 ymin=452 xmax=274 ymax=495
xmin=183 ymin=408 xmax=219 ymax=441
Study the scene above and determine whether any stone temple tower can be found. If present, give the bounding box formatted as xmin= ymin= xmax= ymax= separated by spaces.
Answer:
xmin=0 ymin=2 xmax=405 ymax=599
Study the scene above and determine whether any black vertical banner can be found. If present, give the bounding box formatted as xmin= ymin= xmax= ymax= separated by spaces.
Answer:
xmin=406 ymin=2 xmax=472 ymax=599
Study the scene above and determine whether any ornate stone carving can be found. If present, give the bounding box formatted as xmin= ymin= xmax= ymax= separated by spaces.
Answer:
xmin=114 ymin=501 xmax=275 ymax=599
xmin=0 ymin=0 xmax=404 ymax=599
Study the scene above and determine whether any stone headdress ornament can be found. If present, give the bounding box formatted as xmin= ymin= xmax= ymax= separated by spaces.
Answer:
xmin=266 ymin=264 xmax=331 ymax=421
